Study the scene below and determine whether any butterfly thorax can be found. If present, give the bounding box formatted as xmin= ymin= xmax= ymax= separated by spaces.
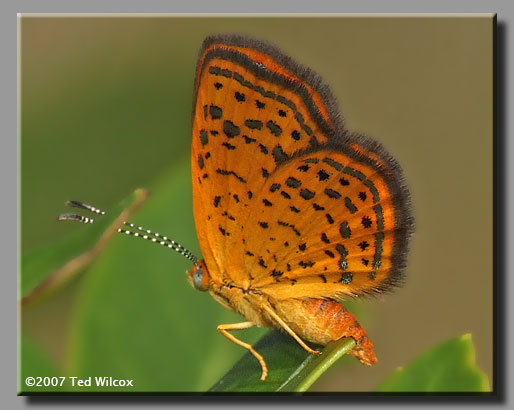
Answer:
xmin=209 ymin=281 xmax=273 ymax=327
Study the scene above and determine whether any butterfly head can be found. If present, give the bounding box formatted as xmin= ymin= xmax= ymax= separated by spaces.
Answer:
xmin=187 ymin=260 xmax=210 ymax=292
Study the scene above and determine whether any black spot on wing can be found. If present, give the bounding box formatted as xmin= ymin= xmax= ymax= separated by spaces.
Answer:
xmin=362 ymin=216 xmax=373 ymax=228
xmin=358 ymin=241 xmax=370 ymax=251
xmin=245 ymin=119 xmax=263 ymax=130
xmin=200 ymin=130 xmax=208 ymax=146
xmin=277 ymin=220 xmax=301 ymax=236
xmin=300 ymin=189 xmax=315 ymax=200
xmin=335 ymin=244 xmax=349 ymax=271
xmin=266 ymin=121 xmax=282 ymax=137
xmin=209 ymin=105 xmax=223 ymax=119
xmin=223 ymin=120 xmax=240 ymax=138
xmin=270 ymin=183 xmax=281 ymax=192
xmin=286 ymin=177 xmax=301 ymax=188
xmin=340 ymin=272 xmax=353 ymax=284
xmin=299 ymin=260 xmax=315 ymax=268
xmin=216 ymin=169 xmax=247 ymax=183
xmin=209 ymin=66 xmax=231 ymax=78
xmin=339 ymin=222 xmax=351 ymax=239
xmin=258 ymin=257 xmax=268 ymax=268
xmin=272 ymin=144 xmax=287 ymax=164
xmin=344 ymin=197 xmax=358 ymax=213
xmin=324 ymin=188 xmax=341 ymax=199
xmin=325 ymin=250 xmax=335 ymax=258
xmin=222 ymin=142 xmax=236 ymax=150
xmin=322 ymin=157 xmax=343 ymax=171
xmin=317 ymin=170 xmax=330 ymax=181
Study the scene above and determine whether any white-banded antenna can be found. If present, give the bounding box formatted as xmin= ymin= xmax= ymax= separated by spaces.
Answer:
xmin=57 ymin=200 xmax=198 ymax=264
xmin=118 ymin=222 xmax=198 ymax=264
xmin=57 ymin=213 xmax=95 ymax=224
xmin=65 ymin=200 xmax=105 ymax=215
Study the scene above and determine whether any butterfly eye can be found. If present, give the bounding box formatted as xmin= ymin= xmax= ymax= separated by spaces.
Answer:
xmin=192 ymin=268 xmax=207 ymax=291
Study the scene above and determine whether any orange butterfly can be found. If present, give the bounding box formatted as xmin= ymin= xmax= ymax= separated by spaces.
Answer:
xmin=61 ymin=34 xmax=413 ymax=381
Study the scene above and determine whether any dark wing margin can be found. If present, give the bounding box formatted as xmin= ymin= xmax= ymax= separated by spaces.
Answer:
xmin=192 ymin=33 xmax=346 ymax=140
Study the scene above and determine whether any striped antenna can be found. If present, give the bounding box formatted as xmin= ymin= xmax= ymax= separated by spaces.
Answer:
xmin=57 ymin=201 xmax=105 ymax=223
xmin=57 ymin=200 xmax=199 ymax=264
xmin=57 ymin=213 xmax=95 ymax=224
xmin=118 ymin=222 xmax=198 ymax=264
xmin=66 ymin=200 xmax=105 ymax=215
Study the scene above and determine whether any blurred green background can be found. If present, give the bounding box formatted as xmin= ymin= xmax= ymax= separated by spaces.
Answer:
xmin=20 ymin=16 xmax=493 ymax=391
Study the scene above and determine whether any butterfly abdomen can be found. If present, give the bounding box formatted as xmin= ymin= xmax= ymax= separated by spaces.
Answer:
xmin=271 ymin=298 xmax=377 ymax=365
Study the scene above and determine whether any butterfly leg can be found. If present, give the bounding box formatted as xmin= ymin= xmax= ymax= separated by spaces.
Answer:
xmin=262 ymin=304 xmax=321 ymax=355
xmin=217 ymin=321 xmax=268 ymax=381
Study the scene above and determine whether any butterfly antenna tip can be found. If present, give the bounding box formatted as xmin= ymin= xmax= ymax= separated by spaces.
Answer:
xmin=57 ymin=201 xmax=106 ymax=224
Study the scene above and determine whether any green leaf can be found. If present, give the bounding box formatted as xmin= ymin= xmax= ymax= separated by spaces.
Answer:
xmin=376 ymin=334 xmax=490 ymax=392
xmin=21 ymin=189 xmax=146 ymax=305
xmin=210 ymin=331 xmax=356 ymax=392
xmin=19 ymin=333 xmax=60 ymax=394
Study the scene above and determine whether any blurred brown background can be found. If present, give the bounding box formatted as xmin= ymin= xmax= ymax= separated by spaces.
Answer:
xmin=21 ymin=16 xmax=493 ymax=391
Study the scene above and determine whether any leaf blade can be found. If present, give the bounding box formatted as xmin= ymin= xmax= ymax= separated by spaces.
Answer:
xmin=210 ymin=331 xmax=356 ymax=392
xmin=375 ymin=333 xmax=490 ymax=392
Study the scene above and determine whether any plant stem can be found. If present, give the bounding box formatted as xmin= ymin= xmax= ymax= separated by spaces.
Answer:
xmin=293 ymin=337 xmax=356 ymax=392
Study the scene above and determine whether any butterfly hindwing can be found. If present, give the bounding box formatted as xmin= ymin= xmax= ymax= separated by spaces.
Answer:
xmin=248 ymin=146 xmax=411 ymax=300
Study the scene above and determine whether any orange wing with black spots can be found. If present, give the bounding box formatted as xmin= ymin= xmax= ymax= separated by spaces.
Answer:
xmin=191 ymin=34 xmax=413 ymax=298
